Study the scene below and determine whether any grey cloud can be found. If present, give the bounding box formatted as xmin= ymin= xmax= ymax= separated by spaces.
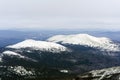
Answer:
xmin=0 ymin=0 xmax=120 ymax=30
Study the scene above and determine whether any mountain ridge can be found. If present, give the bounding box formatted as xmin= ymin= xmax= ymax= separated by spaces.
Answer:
xmin=47 ymin=34 xmax=120 ymax=52
xmin=7 ymin=39 xmax=69 ymax=53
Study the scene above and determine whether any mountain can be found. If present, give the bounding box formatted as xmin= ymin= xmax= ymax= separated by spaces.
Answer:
xmin=0 ymin=39 xmax=70 ymax=64
xmin=47 ymin=34 xmax=120 ymax=52
xmin=0 ymin=30 xmax=120 ymax=48
xmin=7 ymin=39 xmax=68 ymax=53
xmin=1 ymin=34 xmax=120 ymax=80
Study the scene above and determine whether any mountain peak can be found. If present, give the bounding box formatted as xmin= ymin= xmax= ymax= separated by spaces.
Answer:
xmin=7 ymin=39 xmax=68 ymax=53
xmin=47 ymin=34 xmax=119 ymax=52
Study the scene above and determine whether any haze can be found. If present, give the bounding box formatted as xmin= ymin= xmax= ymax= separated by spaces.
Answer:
xmin=0 ymin=0 xmax=120 ymax=31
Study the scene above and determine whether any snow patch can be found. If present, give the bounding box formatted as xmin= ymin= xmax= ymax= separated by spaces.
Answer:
xmin=3 ymin=51 xmax=25 ymax=58
xmin=60 ymin=70 xmax=69 ymax=73
xmin=8 ymin=66 xmax=35 ymax=76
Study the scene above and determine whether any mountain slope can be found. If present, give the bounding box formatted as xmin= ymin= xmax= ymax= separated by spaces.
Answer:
xmin=47 ymin=34 xmax=120 ymax=52
xmin=76 ymin=66 xmax=120 ymax=80
xmin=1 ymin=34 xmax=120 ymax=80
xmin=2 ymin=51 xmax=25 ymax=58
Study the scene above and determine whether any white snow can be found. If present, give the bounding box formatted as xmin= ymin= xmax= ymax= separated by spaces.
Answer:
xmin=8 ymin=66 xmax=34 ymax=76
xmin=0 ymin=51 xmax=25 ymax=62
xmin=0 ymin=50 xmax=38 ymax=62
xmin=7 ymin=39 xmax=68 ymax=53
xmin=60 ymin=70 xmax=69 ymax=73
xmin=47 ymin=34 xmax=119 ymax=51
xmin=3 ymin=51 xmax=25 ymax=58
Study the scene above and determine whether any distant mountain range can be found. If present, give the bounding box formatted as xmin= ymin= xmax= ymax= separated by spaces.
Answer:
xmin=0 ymin=30 xmax=120 ymax=47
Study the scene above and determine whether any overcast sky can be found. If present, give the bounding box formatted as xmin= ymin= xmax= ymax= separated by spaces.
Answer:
xmin=0 ymin=0 xmax=120 ymax=31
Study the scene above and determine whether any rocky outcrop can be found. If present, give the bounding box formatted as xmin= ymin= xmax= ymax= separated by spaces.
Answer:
xmin=75 ymin=66 xmax=120 ymax=80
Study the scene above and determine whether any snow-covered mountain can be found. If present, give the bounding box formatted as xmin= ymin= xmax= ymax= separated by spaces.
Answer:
xmin=0 ymin=39 xmax=69 ymax=62
xmin=7 ymin=39 xmax=68 ymax=53
xmin=1 ymin=34 xmax=120 ymax=80
xmin=47 ymin=34 xmax=120 ymax=52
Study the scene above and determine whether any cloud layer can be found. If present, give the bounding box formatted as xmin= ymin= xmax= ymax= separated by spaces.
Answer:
xmin=0 ymin=0 xmax=120 ymax=30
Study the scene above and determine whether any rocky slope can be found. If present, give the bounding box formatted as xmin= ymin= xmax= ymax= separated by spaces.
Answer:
xmin=76 ymin=66 xmax=120 ymax=80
